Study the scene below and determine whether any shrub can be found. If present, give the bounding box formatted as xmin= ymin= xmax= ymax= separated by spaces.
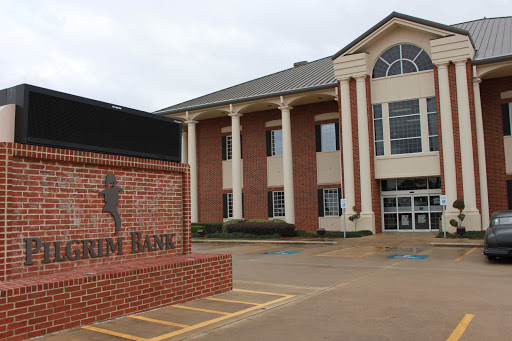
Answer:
xmin=226 ymin=222 xmax=296 ymax=237
xmin=191 ymin=222 xmax=223 ymax=234
xmin=191 ymin=225 xmax=204 ymax=234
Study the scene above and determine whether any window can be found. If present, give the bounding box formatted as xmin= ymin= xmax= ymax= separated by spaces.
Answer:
xmin=372 ymin=44 xmax=433 ymax=79
xmin=266 ymin=130 xmax=283 ymax=156
xmin=389 ymin=99 xmax=422 ymax=154
xmin=318 ymin=188 xmax=341 ymax=217
xmin=224 ymin=193 xmax=233 ymax=218
xmin=315 ymin=123 xmax=339 ymax=152
xmin=268 ymin=191 xmax=285 ymax=217
xmin=381 ymin=177 xmax=441 ymax=192
xmin=225 ymin=136 xmax=232 ymax=160
xmin=503 ymin=103 xmax=511 ymax=136
xmin=427 ymin=97 xmax=439 ymax=152
xmin=373 ymin=104 xmax=384 ymax=156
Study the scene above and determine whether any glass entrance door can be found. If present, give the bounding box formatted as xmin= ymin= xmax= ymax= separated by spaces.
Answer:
xmin=382 ymin=194 xmax=441 ymax=231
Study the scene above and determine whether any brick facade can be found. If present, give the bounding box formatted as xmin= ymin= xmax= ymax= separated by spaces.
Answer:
xmin=480 ymin=76 xmax=512 ymax=214
xmin=0 ymin=143 xmax=232 ymax=340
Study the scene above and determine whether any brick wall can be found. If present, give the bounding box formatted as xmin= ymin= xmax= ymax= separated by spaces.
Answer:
xmin=0 ymin=143 xmax=233 ymax=340
xmin=0 ymin=253 xmax=232 ymax=341
xmin=480 ymin=76 xmax=512 ymax=214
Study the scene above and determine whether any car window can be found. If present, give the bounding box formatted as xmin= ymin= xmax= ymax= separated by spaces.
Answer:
xmin=495 ymin=217 xmax=512 ymax=226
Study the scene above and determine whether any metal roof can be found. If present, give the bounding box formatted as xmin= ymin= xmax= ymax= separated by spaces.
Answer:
xmin=156 ymin=15 xmax=511 ymax=115
xmin=453 ymin=16 xmax=512 ymax=64
xmin=156 ymin=57 xmax=336 ymax=114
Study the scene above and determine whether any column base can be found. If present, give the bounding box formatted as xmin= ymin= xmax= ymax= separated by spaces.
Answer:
xmin=442 ymin=210 xmax=482 ymax=232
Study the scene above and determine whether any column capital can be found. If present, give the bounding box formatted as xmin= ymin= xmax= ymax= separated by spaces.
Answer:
xmin=228 ymin=112 xmax=243 ymax=118
xmin=182 ymin=131 xmax=187 ymax=136
xmin=278 ymin=105 xmax=293 ymax=111
xmin=453 ymin=59 xmax=468 ymax=66
xmin=473 ymin=77 xmax=482 ymax=85
xmin=339 ymin=78 xmax=350 ymax=85
xmin=434 ymin=62 xmax=449 ymax=69
xmin=186 ymin=119 xmax=198 ymax=126
xmin=354 ymin=74 xmax=367 ymax=82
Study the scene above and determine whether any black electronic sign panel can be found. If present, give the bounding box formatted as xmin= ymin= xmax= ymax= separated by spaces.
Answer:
xmin=0 ymin=84 xmax=182 ymax=162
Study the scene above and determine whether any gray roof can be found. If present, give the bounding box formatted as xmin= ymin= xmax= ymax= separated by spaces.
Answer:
xmin=453 ymin=16 xmax=512 ymax=64
xmin=157 ymin=14 xmax=511 ymax=115
xmin=156 ymin=57 xmax=336 ymax=114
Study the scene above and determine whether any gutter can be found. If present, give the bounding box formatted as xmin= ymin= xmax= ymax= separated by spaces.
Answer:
xmin=155 ymin=83 xmax=337 ymax=116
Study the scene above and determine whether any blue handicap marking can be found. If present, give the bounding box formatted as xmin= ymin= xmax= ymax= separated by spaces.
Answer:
xmin=388 ymin=254 xmax=429 ymax=259
xmin=262 ymin=251 xmax=299 ymax=255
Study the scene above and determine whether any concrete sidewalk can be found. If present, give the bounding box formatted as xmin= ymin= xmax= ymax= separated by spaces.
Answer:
xmin=192 ymin=231 xmax=483 ymax=248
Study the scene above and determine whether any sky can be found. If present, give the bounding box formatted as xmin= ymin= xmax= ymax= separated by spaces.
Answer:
xmin=0 ymin=0 xmax=510 ymax=113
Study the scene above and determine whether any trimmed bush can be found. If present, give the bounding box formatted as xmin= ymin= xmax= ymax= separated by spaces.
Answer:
xmin=296 ymin=230 xmax=373 ymax=238
xmin=191 ymin=225 xmax=204 ymax=234
xmin=226 ymin=222 xmax=296 ymax=237
xmin=206 ymin=232 xmax=281 ymax=239
xmin=191 ymin=222 xmax=223 ymax=234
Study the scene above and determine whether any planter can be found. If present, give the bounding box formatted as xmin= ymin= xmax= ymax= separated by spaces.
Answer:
xmin=316 ymin=228 xmax=326 ymax=237
xmin=456 ymin=226 xmax=466 ymax=237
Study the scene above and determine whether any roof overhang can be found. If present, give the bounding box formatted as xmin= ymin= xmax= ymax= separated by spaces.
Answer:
xmin=332 ymin=12 xmax=473 ymax=60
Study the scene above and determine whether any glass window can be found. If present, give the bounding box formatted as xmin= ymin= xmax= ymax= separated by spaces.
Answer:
xmin=225 ymin=136 xmax=232 ymax=160
xmin=323 ymin=189 xmax=339 ymax=216
xmin=389 ymin=99 xmax=422 ymax=155
xmin=273 ymin=191 xmax=285 ymax=217
xmin=428 ymin=177 xmax=442 ymax=189
xmin=372 ymin=44 xmax=433 ymax=79
xmin=227 ymin=193 xmax=233 ymax=218
xmin=272 ymin=130 xmax=283 ymax=156
xmin=373 ymin=104 xmax=384 ymax=156
xmin=381 ymin=179 xmax=397 ymax=191
xmin=383 ymin=197 xmax=397 ymax=212
xmin=427 ymin=97 xmax=439 ymax=152
xmin=321 ymin=124 xmax=337 ymax=152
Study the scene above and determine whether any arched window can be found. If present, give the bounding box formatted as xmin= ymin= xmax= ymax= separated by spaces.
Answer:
xmin=372 ymin=44 xmax=433 ymax=79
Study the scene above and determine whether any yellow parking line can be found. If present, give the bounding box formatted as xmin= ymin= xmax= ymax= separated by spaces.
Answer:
xmin=455 ymin=248 xmax=477 ymax=262
xmin=149 ymin=293 xmax=295 ymax=341
xmin=172 ymin=305 xmax=230 ymax=315
xmin=233 ymin=288 xmax=289 ymax=296
xmin=357 ymin=247 xmax=392 ymax=258
xmin=446 ymin=314 xmax=474 ymax=341
xmin=82 ymin=325 xmax=149 ymax=341
xmin=128 ymin=315 xmax=190 ymax=328
xmin=206 ymin=297 xmax=259 ymax=305
xmin=315 ymin=246 xmax=357 ymax=257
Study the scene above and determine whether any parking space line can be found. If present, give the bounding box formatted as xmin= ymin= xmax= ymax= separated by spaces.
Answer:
xmin=206 ymin=297 xmax=260 ymax=305
xmin=149 ymin=293 xmax=295 ymax=341
xmin=82 ymin=325 xmax=149 ymax=341
xmin=357 ymin=246 xmax=392 ymax=258
xmin=314 ymin=246 xmax=357 ymax=257
xmin=233 ymin=288 xmax=291 ymax=296
xmin=446 ymin=314 xmax=474 ymax=341
xmin=315 ymin=246 xmax=391 ymax=258
xmin=172 ymin=305 xmax=231 ymax=315
xmin=455 ymin=247 xmax=477 ymax=262
xmin=128 ymin=315 xmax=190 ymax=328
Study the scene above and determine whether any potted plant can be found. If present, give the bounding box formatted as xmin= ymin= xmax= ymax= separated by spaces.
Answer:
xmin=449 ymin=199 xmax=466 ymax=237
xmin=348 ymin=206 xmax=361 ymax=232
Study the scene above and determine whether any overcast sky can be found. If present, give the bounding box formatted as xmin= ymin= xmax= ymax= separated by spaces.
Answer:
xmin=0 ymin=0 xmax=509 ymax=112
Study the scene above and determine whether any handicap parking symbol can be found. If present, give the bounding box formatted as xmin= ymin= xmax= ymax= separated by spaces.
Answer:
xmin=262 ymin=251 xmax=299 ymax=255
xmin=388 ymin=254 xmax=429 ymax=259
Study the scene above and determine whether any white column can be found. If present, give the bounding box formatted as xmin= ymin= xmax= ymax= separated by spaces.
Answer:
xmin=229 ymin=112 xmax=243 ymax=219
xmin=186 ymin=120 xmax=198 ymax=223
xmin=181 ymin=131 xmax=188 ymax=164
xmin=355 ymin=76 xmax=373 ymax=215
xmin=473 ymin=77 xmax=490 ymax=227
xmin=437 ymin=63 xmax=458 ymax=212
xmin=339 ymin=79 xmax=355 ymax=215
xmin=279 ymin=105 xmax=295 ymax=224
xmin=454 ymin=60 xmax=478 ymax=212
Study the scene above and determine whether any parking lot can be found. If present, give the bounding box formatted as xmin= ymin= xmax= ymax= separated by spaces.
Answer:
xmin=38 ymin=234 xmax=512 ymax=340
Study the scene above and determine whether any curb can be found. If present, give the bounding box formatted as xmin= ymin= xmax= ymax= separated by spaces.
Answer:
xmin=191 ymin=238 xmax=338 ymax=245
xmin=430 ymin=242 xmax=483 ymax=247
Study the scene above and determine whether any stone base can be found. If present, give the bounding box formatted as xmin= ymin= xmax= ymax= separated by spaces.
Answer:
xmin=442 ymin=210 xmax=482 ymax=233
xmin=0 ymin=253 xmax=232 ymax=341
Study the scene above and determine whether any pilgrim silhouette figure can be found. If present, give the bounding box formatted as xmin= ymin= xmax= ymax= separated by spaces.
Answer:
xmin=99 ymin=174 xmax=123 ymax=234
